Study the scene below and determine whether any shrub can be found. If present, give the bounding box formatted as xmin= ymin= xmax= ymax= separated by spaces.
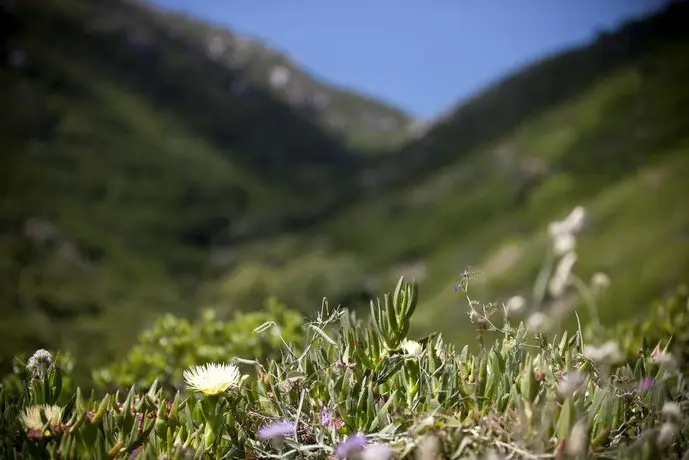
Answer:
xmin=91 ymin=297 xmax=303 ymax=393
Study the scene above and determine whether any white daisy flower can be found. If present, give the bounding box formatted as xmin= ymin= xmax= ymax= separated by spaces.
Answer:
xmin=183 ymin=362 xmax=244 ymax=395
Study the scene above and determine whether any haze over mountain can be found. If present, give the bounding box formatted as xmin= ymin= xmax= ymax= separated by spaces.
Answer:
xmin=2 ymin=0 xmax=688 ymax=377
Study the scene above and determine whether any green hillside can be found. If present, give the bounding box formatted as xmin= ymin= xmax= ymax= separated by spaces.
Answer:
xmin=0 ymin=0 xmax=380 ymax=369
xmin=2 ymin=0 xmax=689 ymax=378
xmin=205 ymin=2 xmax=689 ymax=341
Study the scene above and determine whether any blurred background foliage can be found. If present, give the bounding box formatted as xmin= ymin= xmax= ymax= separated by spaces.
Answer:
xmin=2 ymin=0 xmax=689 ymax=383
xmin=91 ymin=297 xmax=303 ymax=392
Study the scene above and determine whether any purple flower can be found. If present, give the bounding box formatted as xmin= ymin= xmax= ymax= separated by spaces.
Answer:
xmin=319 ymin=401 xmax=331 ymax=426
xmin=335 ymin=434 xmax=367 ymax=459
xmin=638 ymin=376 xmax=654 ymax=392
xmin=452 ymin=284 xmax=463 ymax=292
xmin=258 ymin=421 xmax=294 ymax=441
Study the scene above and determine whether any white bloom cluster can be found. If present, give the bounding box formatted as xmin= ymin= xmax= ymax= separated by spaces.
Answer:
xmin=522 ymin=205 xmax=605 ymax=333
xmin=526 ymin=312 xmax=549 ymax=333
xmin=505 ymin=295 xmax=526 ymax=315
xmin=547 ymin=206 xmax=586 ymax=255
xmin=546 ymin=206 xmax=588 ymax=298
xmin=19 ymin=404 xmax=63 ymax=432
xmin=657 ymin=401 xmax=683 ymax=448
xmin=584 ymin=340 xmax=623 ymax=365
xmin=590 ymin=272 xmax=611 ymax=291
xmin=557 ymin=371 xmax=585 ymax=397
xmin=567 ymin=417 xmax=590 ymax=457
xmin=26 ymin=349 xmax=54 ymax=380
xmin=548 ymin=251 xmax=578 ymax=298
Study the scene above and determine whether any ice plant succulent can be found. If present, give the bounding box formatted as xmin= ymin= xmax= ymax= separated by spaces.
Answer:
xmin=2 ymin=275 xmax=688 ymax=459
xmin=19 ymin=404 xmax=64 ymax=440
xmin=182 ymin=362 xmax=243 ymax=395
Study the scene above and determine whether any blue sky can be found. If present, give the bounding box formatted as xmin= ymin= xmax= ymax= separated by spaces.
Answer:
xmin=150 ymin=0 xmax=669 ymax=119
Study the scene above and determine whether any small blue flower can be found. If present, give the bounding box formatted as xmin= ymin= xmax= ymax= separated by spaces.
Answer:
xmin=258 ymin=421 xmax=294 ymax=441
xmin=452 ymin=284 xmax=462 ymax=292
xmin=335 ymin=434 xmax=367 ymax=459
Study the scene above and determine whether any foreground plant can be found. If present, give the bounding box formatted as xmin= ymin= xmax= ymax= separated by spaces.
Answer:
xmin=0 ymin=272 xmax=687 ymax=459
xmin=91 ymin=298 xmax=303 ymax=393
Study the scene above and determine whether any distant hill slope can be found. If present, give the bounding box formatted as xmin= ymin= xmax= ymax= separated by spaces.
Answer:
xmin=205 ymin=1 xmax=689 ymax=343
xmin=310 ymin=0 xmax=689 ymax=339
xmin=2 ymin=0 xmax=688 ymax=375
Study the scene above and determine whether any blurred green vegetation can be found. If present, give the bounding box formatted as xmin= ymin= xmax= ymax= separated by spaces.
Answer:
xmin=91 ymin=297 xmax=303 ymax=392
xmin=596 ymin=284 xmax=689 ymax=367
xmin=2 ymin=0 xmax=689 ymax=381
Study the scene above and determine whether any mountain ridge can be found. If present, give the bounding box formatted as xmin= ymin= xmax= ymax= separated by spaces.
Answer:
xmin=126 ymin=0 xmax=417 ymax=150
